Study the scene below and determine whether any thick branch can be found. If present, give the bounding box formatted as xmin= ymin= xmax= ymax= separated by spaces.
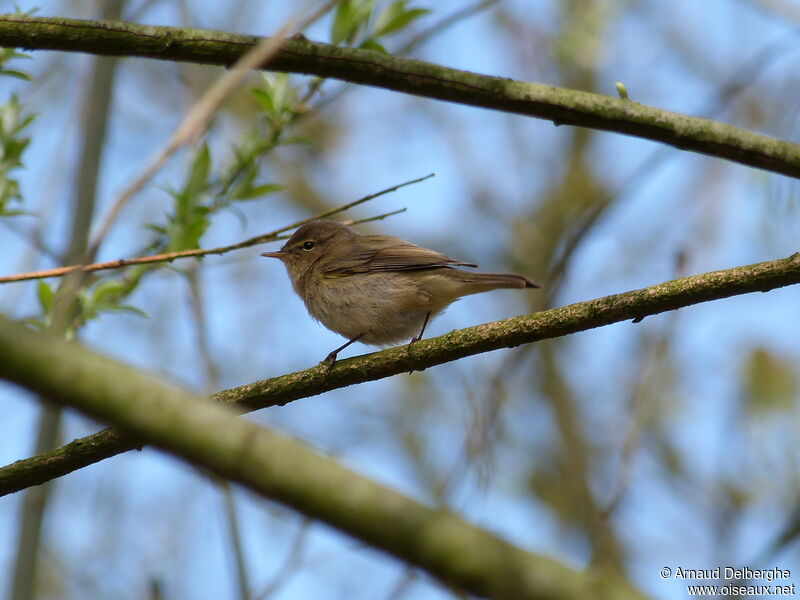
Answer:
xmin=1 ymin=15 xmax=799 ymax=178
xmin=0 ymin=316 xmax=646 ymax=600
xmin=1 ymin=252 xmax=798 ymax=496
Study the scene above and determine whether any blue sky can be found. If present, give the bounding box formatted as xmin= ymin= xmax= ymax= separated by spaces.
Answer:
xmin=1 ymin=1 xmax=800 ymax=599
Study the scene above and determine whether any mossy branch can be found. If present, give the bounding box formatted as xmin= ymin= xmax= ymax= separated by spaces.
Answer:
xmin=1 ymin=251 xmax=798 ymax=497
xmin=0 ymin=314 xmax=646 ymax=600
xmin=0 ymin=15 xmax=799 ymax=178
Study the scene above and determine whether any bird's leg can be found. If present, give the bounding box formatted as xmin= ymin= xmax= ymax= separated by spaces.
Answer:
xmin=406 ymin=312 xmax=431 ymax=374
xmin=408 ymin=312 xmax=431 ymax=348
xmin=322 ymin=334 xmax=363 ymax=373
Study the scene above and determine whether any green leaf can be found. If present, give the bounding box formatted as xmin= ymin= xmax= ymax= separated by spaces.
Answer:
xmin=270 ymin=73 xmax=292 ymax=111
xmin=37 ymin=281 xmax=54 ymax=313
xmin=251 ymin=87 xmax=275 ymax=116
xmin=332 ymin=0 xmax=376 ymax=45
xmin=144 ymin=223 xmax=167 ymax=236
xmin=77 ymin=289 xmax=99 ymax=323
xmin=161 ymin=145 xmax=214 ymax=251
xmin=114 ymin=305 xmax=148 ymax=318
xmin=235 ymin=183 xmax=283 ymax=200
xmin=359 ymin=38 xmax=388 ymax=53
xmin=252 ymin=74 xmax=297 ymax=126
xmin=0 ymin=94 xmax=35 ymax=213
xmin=185 ymin=144 xmax=211 ymax=200
xmin=0 ymin=48 xmax=31 ymax=61
xmin=13 ymin=5 xmax=39 ymax=16
xmin=373 ymin=1 xmax=430 ymax=37
xmin=0 ymin=47 xmax=33 ymax=80
xmin=75 ymin=278 xmax=147 ymax=326
xmin=0 ymin=70 xmax=31 ymax=81
xmin=279 ymin=136 xmax=313 ymax=146
xmin=332 ymin=0 xmax=358 ymax=44
xmin=90 ymin=280 xmax=127 ymax=308
xmin=0 ymin=208 xmax=34 ymax=217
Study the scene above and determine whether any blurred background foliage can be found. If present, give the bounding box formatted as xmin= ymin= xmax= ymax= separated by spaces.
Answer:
xmin=1 ymin=0 xmax=799 ymax=599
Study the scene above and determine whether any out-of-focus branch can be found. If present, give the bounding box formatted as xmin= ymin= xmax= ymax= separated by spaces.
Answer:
xmin=10 ymin=3 xmax=127 ymax=600
xmin=84 ymin=0 xmax=341 ymax=261
xmin=1 ymin=251 xmax=798 ymax=497
xmin=400 ymin=0 xmax=499 ymax=54
xmin=251 ymin=518 xmax=311 ymax=600
xmin=0 ymin=315 xmax=648 ymax=600
xmin=1 ymin=15 xmax=799 ymax=178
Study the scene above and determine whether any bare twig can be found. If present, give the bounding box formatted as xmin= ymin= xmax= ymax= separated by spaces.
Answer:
xmin=0 ymin=174 xmax=430 ymax=284
xmin=251 ymin=518 xmax=312 ymax=600
xmin=218 ymin=480 xmax=251 ymax=600
xmin=400 ymin=0 xmax=499 ymax=54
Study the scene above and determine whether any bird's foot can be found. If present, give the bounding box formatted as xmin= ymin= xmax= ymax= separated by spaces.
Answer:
xmin=321 ymin=351 xmax=338 ymax=375
xmin=406 ymin=338 xmax=421 ymax=374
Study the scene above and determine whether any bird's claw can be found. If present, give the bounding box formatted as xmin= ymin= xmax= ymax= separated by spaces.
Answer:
xmin=321 ymin=352 xmax=338 ymax=375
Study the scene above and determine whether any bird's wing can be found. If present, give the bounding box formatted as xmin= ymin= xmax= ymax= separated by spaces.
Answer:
xmin=321 ymin=236 xmax=476 ymax=275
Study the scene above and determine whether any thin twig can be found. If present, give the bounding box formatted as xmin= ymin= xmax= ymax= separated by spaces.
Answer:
xmin=340 ymin=207 xmax=407 ymax=227
xmin=0 ymin=174 xmax=430 ymax=284
xmin=251 ymin=518 xmax=312 ymax=600
xmin=400 ymin=0 xmax=499 ymax=54
xmin=218 ymin=480 xmax=251 ymax=600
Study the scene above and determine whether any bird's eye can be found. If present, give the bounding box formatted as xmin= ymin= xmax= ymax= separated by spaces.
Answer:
xmin=302 ymin=240 xmax=315 ymax=251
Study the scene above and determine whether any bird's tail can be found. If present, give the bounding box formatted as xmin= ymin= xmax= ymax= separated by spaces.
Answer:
xmin=449 ymin=271 xmax=540 ymax=294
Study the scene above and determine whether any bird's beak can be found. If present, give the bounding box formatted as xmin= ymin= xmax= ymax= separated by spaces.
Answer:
xmin=260 ymin=250 xmax=288 ymax=259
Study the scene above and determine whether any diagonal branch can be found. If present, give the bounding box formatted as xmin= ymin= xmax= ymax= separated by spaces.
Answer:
xmin=84 ymin=0 xmax=340 ymax=261
xmin=1 ymin=251 xmax=798 ymax=497
xmin=0 ymin=15 xmax=798 ymax=178
xmin=0 ymin=315 xmax=648 ymax=600
xmin=0 ymin=209 xmax=406 ymax=283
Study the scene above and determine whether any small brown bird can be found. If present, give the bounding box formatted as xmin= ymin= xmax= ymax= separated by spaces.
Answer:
xmin=262 ymin=220 xmax=539 ymax=369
